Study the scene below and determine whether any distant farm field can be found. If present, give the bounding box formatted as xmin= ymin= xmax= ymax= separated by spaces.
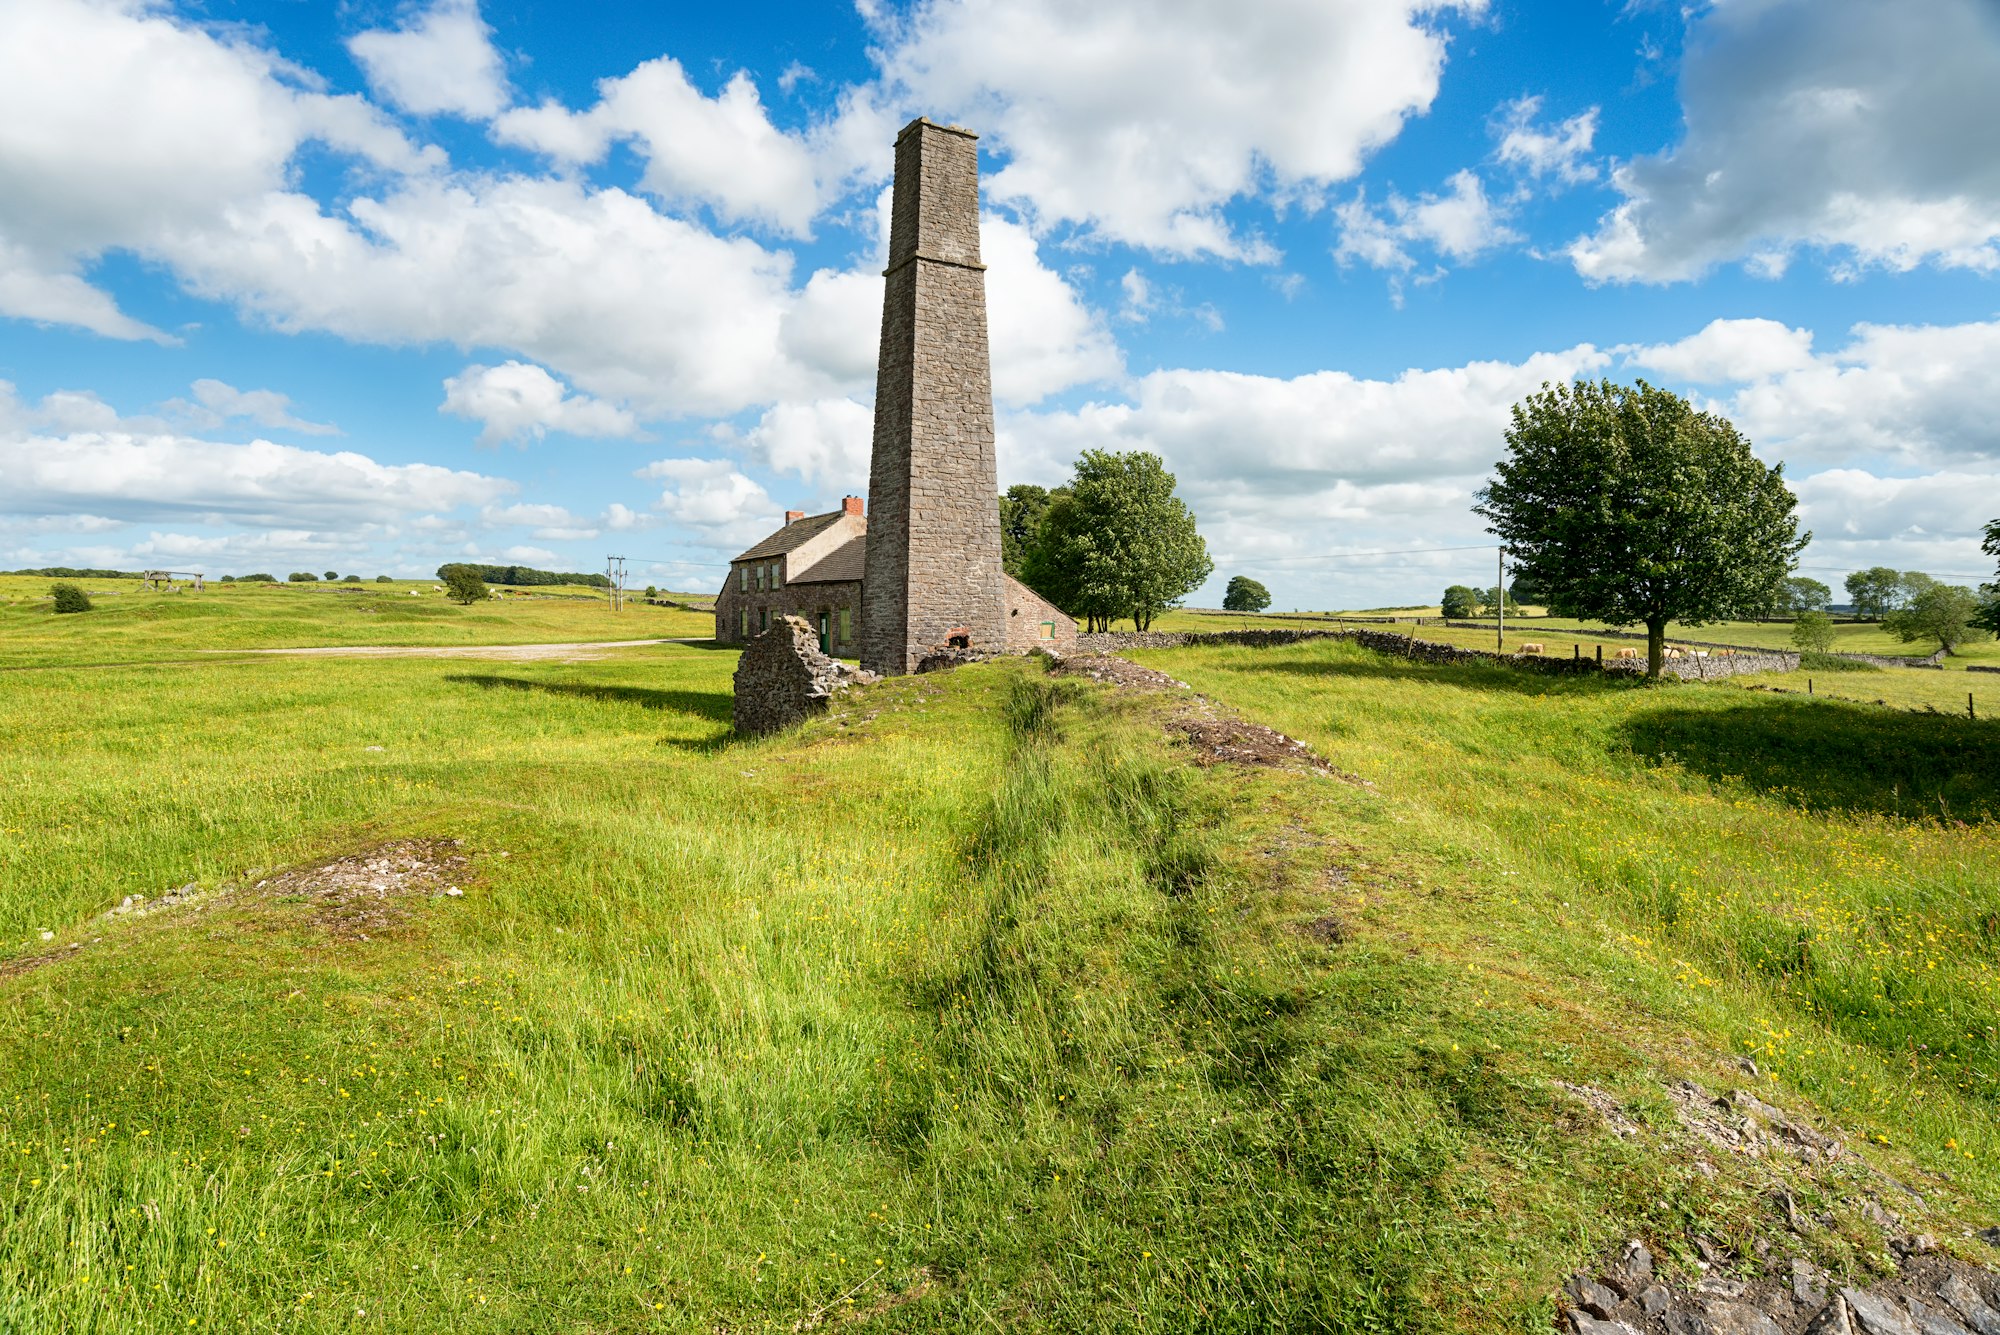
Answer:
xmin=0 ymin=577 xmax=713 ymax=667
xmin=6 ymin=597 xmax=2000 ymax=1330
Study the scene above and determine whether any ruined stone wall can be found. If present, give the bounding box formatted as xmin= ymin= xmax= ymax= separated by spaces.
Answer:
xmin=732 ymin=615 xmax=876 ymax=736
xmin=861 ymin=119 xmax=1008 ymax=675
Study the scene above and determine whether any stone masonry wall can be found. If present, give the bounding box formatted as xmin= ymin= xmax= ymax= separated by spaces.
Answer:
xmin=1003 ymin=574 xmax=1079 ymax=654
xmin=733 ymin=615 xmax=876 ymax=736
xmin=1074 ymin=626 xmax=1798 ymax=681
xmin=861 ymin=119 xmax=1008 ymax=676
xmin=715 ymin=579 xmax=862 ymax=654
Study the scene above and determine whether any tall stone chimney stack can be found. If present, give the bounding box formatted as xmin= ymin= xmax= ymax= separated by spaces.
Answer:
xmin=860 ymin=118 xmax=1008 ymax=676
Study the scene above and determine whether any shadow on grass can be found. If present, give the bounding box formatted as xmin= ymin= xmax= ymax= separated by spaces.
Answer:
xmin=446 ymin=673 xmax=731 ymax=724
xmin=1201 ymin=648 xmax=1640 ymax=698
xmin=1621 ymin=695 xmax=2000 ymax=822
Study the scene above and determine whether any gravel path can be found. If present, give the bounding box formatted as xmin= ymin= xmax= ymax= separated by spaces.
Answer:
xmin=199 ymin=638 xmax=698 ymax=661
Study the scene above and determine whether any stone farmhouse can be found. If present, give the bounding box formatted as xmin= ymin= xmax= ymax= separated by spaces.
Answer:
xmin=714 ymin=497 xmax=1075 ymax=657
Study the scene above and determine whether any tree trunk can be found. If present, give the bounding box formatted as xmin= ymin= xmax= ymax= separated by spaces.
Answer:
xmin=1647 ymin=617 xmax=1666 ymax=680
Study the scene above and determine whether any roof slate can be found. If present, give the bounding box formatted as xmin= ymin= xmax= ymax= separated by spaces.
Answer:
xmin=790 ymin=535 xmax=865 ymax=584
xmin=730 ymin=511 xmax=845 ymax=562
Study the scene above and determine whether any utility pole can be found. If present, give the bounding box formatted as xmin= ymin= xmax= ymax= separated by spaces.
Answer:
xmin=606 ymin=556 xmax=628 ymax=611
xmin=1496 ymin=546 xmax=1506 ymax=654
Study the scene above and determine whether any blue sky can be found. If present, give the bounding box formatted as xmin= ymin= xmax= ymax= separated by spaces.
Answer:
xmin=2 ymin=0 xmax=1997 ymax=608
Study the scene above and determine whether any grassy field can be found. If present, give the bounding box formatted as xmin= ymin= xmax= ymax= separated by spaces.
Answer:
xmin=0 ymin=577 xmax=713 ymax=668
xmin=6 ymin=603 xmax=2000 ymax=1330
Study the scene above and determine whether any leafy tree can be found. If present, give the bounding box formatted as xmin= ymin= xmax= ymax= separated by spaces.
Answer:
xmin=645 ymin=585 xmax=658 ymax=600
xmin=342 ymin=574 xmax=361 ymax=583
xmin=1505 ymin=567 xmax=1545 ymax=607
xmin=1475 ymin=379 xmax=1806 ymax=678
xmin=323 ymin=571 xmax=339 ymax=582
xmin=1976 ymin=521 xmax=2000 ymax=636
xmin=1844 ymin=567 xmax=1902 ymax=619
xmin=375 ymin=575 xmax=392 ymax=583
xmin=999 ymin=484 xmax=1064 ymax=579
xmin=219 ymin=575 xmax=236 ymax=583
xmin=1782 ymin=576 xmax=1832 ymax=614
xmin=1222 ymin=575 xmax=1271 ymax=612
xmin=287 ymin=572 xmax=318 ymax=582
xmin=1789 ymin=609 xmax=1835 ymax=654
xmin=239 ymin=573 xmax=276 ymax=583
xmin=49 ymin=582 xmax=91 ymax=614
xmin=1439 ymin=585 xmax=1478 ymax=619
xmin=441 ymin=566 xmax=490 ymax=605
xmin=1477 ymin=585 xmax=1520 ymax=616
xmin=1021 ymin=450 xmax=1212 ymax=632
xmin=1884 ymin=583 xmax=1986 ymax=656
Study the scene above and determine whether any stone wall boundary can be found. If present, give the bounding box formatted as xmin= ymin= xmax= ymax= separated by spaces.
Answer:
xmin=1437 ymin=619 xmax=1946 ymax=668
xmin=1074 ymin=626 xmax=1797 ymax=682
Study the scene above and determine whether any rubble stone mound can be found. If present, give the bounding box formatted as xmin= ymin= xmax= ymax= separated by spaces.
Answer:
xmin=914 ymin=645 xmax=997 ymax=674
xmin=734 ymin=614 xmax=877 ymax=735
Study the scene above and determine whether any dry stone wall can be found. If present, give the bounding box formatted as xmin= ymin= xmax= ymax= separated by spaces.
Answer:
xmin=1074 ymin=627 xmax=1798 ymax=681
xmin=733 ymin=615 xmax=877 ymax=736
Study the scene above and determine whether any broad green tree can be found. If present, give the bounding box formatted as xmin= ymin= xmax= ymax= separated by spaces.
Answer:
xmin=1022 ymin=450 xmax=1212 ymax=632
xmin=1789 ymin=609 xmax=1835 ymax=654
xmin=1475 ymin=380 xmax=1806 ymax=678
xmin=999 ymin=484 xmax=1064 ymax=579
xmin=1844 ymin=567 xmax=1902 ymax=619
xmin=1223 ymin=575 xmax=1271 ymax=612
xmin=1884 ymin=583 xmax=1986 ymax=656
xmin=1439 ymin=584 xmax=1478 ymax=619
xmin=440 ymin=565 xmax=490 ymax=606
xmin=1782 ymin=576 xmax=1832 ymax=614
xmin=1478 ymin=585 xmax=1519 ymax=616
xmin=1978 ymin=520 xmax=2000 ymax=635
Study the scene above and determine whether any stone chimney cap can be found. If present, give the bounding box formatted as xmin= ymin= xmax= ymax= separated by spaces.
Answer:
xmin=897 ymin=116 xmax=978 ymax=142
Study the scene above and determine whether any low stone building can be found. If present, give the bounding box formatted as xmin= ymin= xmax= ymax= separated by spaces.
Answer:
xmin=715 ymin=498 xmax=1077 ymax=657
xmin=714 ymin=497 xmax=867 ymax=655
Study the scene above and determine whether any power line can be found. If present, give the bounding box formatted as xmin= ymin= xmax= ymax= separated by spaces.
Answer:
xmin=1217 ymin=543 xmax=1498 ymax=566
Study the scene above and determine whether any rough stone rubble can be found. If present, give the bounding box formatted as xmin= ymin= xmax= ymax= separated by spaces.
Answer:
xmin=732 ymin=614 xmax=878 ymax=736
xmin=1559 ymin=1078 xmax=2000 ymax=1335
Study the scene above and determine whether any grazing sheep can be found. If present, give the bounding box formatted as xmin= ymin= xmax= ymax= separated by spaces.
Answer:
xmin=1615 ymin=647 xmax=1638 ymax=660
xmin=1520 ymin=642 xmax=1544 ymax=654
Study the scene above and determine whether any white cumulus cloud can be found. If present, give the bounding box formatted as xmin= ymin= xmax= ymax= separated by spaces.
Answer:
xmin=1571 ymin=0 xmax=2000 ymax=282
xmin=347 ymin=0 xmax=510 ymax=121
xmin=872 ymin=0 xmax=1484 ymax=258
xmin=441 ymin=361 xmax=643 ymax=444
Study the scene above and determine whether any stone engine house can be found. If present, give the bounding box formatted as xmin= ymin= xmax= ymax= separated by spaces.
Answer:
xmin=714 ymin=495 xmax=1076 ymax=656
xmin=716 ymin=116 xmax=1079 ymax=671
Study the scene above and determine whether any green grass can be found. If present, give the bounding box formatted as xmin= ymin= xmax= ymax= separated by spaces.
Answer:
xmin=8 ymin=604 xmax=2000 ymax=1329
xmin=0 ymin=578 xmax=713 ymax=668
xmin=1134 ymin=640 xmax=2000 ymax=1182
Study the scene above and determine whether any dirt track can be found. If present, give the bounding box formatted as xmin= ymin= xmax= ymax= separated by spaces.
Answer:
xmin=200 ymin=638 xmax=694 ymax=662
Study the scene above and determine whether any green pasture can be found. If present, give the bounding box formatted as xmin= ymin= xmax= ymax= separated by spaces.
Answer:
xmin=0 ymin=577 xmax=713 ymax=668
xmin=6 ymin=599 xmax=2000 ymax=1330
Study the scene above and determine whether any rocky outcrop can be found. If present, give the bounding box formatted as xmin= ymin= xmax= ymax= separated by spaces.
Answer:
xmin=732 ymin=615 xmax=877 ymax=735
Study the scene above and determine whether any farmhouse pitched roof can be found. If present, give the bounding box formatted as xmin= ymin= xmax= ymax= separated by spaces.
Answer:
xmin=729 ymin=511 xmax=846 ymax=562
xmin=789 ymin=535 xmax=865 ymax=584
